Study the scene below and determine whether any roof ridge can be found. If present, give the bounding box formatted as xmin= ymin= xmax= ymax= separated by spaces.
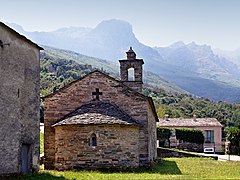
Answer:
xmin=0 ymin=22 xmax=43 ymax=50
xmin=43 ymin=69 xmax=147 ymax=99
xmin=44 ymin=70 xmax=158 ymax=122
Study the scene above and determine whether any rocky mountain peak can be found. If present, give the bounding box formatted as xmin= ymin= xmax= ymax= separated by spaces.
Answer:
xmin=93 ymin=19 xmax=133 ymax=35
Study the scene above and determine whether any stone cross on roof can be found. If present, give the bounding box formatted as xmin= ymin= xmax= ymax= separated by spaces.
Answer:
xmin=92 ymin=88 xmax=103 ymax=100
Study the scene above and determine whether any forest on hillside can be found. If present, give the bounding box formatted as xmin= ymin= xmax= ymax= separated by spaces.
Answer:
xmin=40 ymin=51 xmax=94 ymax=96
xmin=143 ymin=88 xmax=240 ymax=127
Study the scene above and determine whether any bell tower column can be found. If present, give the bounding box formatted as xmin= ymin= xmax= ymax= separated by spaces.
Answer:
xmin=119 ymin=47 xmax=144 ymax=92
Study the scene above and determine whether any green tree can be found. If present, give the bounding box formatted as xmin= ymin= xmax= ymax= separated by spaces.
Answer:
xmin=226 ymin=124 xmax=240 ymax=155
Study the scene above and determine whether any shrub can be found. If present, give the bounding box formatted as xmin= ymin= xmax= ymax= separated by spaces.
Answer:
xmin=226 ymin=126 xmax=240 ymax=155
xmin=157 ymin=127 xmax=171 ymax=139
xmin=176 ymin=128 xmax=204 ymax=144
xmin=157 ymin=127 xmax=171 ymax=147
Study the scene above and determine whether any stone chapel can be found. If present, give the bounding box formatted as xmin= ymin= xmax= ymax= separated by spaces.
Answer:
xmin=44 ymin=47 xmax=158 ymax=170
xmin=0 ymin=22 xmax=43 ymax=175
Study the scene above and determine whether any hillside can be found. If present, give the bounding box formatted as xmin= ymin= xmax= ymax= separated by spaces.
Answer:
xmin=144 ymin=87 xmax=240 ymax=128
xmin=8 ymin=20 xmax=240 ymax=102
xmin=40 ymin=46 xmax=186 ymax=96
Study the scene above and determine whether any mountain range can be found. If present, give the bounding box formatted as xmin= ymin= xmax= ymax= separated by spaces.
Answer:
xmin=6 ymin=19 xmax=240 ymax=102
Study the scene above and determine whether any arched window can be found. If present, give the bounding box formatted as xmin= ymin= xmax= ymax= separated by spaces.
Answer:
xmin=90 ymin=133 xmax=97 ymax=147
xmin=127 ymin=68 xmax=135 ymax=81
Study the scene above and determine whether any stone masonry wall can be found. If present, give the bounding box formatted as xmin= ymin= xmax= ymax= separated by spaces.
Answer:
xmin=119 ymin=59 xmax=144 ymax=92
xmin=119 ymin=59 xmax=144 ymax=82
xmin=44 ymin=71 xmax=152 ymax=169
xmin=122 ymin=81 xmax=143 ymax=93
xmin=177 ymin=142 xmax=203 ymax=152
xmin=147 ymin=102 xmax=157 ymax=163
xmin=54 ymin=124 xmax=140 ymax=170
xmin=0 ymin=25 xmax=40 ymax=175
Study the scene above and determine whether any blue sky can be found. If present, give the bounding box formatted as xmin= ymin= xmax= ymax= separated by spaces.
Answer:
xmin=1 ymin=0 xmax=240 ymax=50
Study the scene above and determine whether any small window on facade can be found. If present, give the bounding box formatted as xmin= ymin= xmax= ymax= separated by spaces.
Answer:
xmin=90 ymin=133 xmax=97 ymax=147
xmin=205 ymin=130 xmax=214 ymax=143
xmin=171 ymin=128 xmax=175 ymax=137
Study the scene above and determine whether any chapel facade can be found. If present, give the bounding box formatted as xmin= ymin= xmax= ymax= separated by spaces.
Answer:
xmin=44 ymin=47 xmax=158 ymax=170
xmin=0 ymin=22 xmax=43 ymax=175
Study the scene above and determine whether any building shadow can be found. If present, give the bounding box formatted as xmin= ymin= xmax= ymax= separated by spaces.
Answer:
xmin=93 ymin=159 xmax=182 ymax=175
xmin=5 ymin=160 xmax=181 ymax=179
xmin=3 ymin=172 xmax=70 ymax=180
xmin=148 ymin=159 xmax=182 ymax=175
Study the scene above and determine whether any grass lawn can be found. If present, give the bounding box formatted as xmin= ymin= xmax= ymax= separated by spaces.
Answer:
xmin=40 ymin=132 xmax=44 ymax=154
xmin=15 ymin=158 xmax=240 ymax=179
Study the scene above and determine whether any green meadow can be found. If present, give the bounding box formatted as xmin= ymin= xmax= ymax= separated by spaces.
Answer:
xmin=13 ymin=158 xmax=240 ymax=179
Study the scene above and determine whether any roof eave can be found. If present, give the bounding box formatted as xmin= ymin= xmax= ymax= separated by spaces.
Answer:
xmin=52 ymin=123 xmax=142 ymax=128
xmin=0 ymin=22 xmax=44 ymax=50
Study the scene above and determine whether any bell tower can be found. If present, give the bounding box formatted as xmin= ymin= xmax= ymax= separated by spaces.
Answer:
xmin=119 ymin=47 xmax=144 ymax=92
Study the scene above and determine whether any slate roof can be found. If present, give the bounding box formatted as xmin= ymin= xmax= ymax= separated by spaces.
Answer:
xmin=157 ymin=118 xmax=222 ymax=127
xmin=0 ymin=22 xmax=43 ymax=50
xmin=53 ymin=100 xmax=142 ymax=127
